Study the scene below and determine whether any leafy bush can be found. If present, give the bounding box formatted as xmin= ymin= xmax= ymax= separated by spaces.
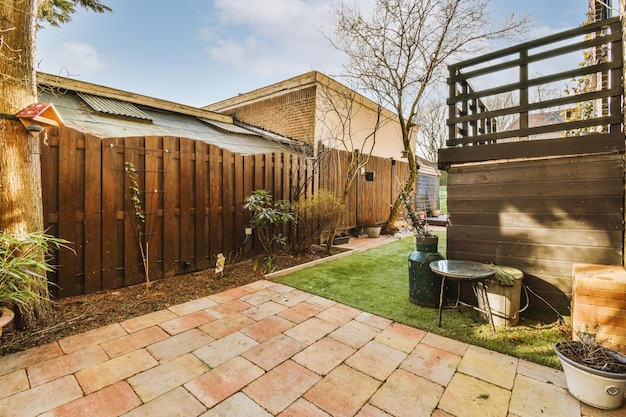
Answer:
xmin=292 ymin=190 xmax=345 ymax=253
xmin=243 ymin=190 xmax=295 ymax=256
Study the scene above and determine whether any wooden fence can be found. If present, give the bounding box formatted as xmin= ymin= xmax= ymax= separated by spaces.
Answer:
xmin=42 ymin=127 xmax=409 ymax=298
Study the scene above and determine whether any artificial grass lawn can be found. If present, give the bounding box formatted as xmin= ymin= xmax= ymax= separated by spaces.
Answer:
xmin=274 ymin=231 xmax=564 ymax=368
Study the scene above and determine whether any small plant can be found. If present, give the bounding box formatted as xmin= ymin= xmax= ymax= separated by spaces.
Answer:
xmin=125 ymin=161 xmax=150 ymax=288
xmin=243 ymin=190 xmax=295 ymax=256
xmin=400 ymin=188 xmax=435 ymax=238
xmin=0 ymin=231 xmax=68 ymax=318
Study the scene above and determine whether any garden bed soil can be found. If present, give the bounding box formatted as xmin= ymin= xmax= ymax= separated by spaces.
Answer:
xmin=0 ymin=248 xmax=332 ymax=356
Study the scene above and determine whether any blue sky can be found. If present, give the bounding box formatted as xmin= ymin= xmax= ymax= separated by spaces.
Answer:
xmin=35 ymin=0 xmax=595 ymax=107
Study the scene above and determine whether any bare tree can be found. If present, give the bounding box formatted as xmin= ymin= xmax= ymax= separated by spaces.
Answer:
xmin=315 ymin=78 xmax=390 ymax=252
xmin=416 ymin=100 xmax=447 ymax=163
xmin=328 ymin=0 xmax=529 ymax=231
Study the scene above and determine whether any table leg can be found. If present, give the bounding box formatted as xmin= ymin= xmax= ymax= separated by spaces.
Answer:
xmin=480 ymin=280 xmax=496 ymax=333
xmin=438 ymin=276 xmax=445 ymax=327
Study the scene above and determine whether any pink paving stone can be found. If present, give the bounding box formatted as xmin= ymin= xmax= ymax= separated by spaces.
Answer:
xmin=370 ymin=369 xmax=444 ymax=417
xmin=0 ymin=375 xmax=83 ymax=417
xmin=272 ymin=288 xmax=314 ymax=307
xmin=293 ymin=337 xmax=355 ymax=376
xmin=184 ymin=356 xmax=264 ymax=408
xmin=315 ymin=303 xmax=361 ymax=326
xmin=400 ymin=342 xmax=461 ymax=386
xmin=241 ymin=279 xmax=276 ymax=291
xmin=284 ymin=317 xmax=339 ymax=345
xmin=208 ymin=286 xmax=252 ymax=303
xmin=374 ymin=322 xmax=426 ymax=353
xmin=158 ymin=310 xmax=216 ymax=335
xmin=27 ymin=344 xmax=109 ymax=387
xmin=167 ymin=296 xmax=218 ymax=316
xmin=240 ymin=291 xmax=283 ymax=308
xmin=355 ymin=404 xmax=393 ymax=417
xmin=421 ymin=332 xmax=469 ymax=356
xmin=268 ymin=282 xmax=297 ymax=293
xmin=354 ymin=312 xmax=392 ymax=330
xmin=193 ymin=331 xmax=259 ymax=368
xmin=278 ymin=398 xmax=331 ymax=417
xmin=306 ymin=295 xmax=337 ymax=309
xmin=431 ymin=410 xmax=455 ymax=417
xmin=202 ymin=392 xmax=272 ymax=416
xmin=198 ymin=312 xmax=255 ymax=339
xmin=304 ymin=365 xmax=381 ymax=417
xmin=0 ymin=370 xmax=29 ymax=400
xmin=58 ymin=323 xmax=128 ymax=354
xmin=240 ymin=315 xmax=295 ymax=342
xmin=121 ymin=386 xmax=207 ymax=417
xmin=39 ymin=381 xmax=141 ymax=417
xmin=0 ymin=342 xmax=63 ymax=377
xmin=278 ymin=302 xmax=325 ymax=324
xmin=329 ymin=320 xmax=381 ymax=349
xmin=242 ymin=300 xmax=288 ymax=321
xmin=244 ymin=360 xmax=321 ymax=414
xmin=120 ymin=309 xmax=178 ymax=333
xmin=242 ymin=334 xmax=307 ymax=371
xmin=345 ymin=340 xmax=407 ymax=381
xmin=100 ymin=325 xmax=169 ymax=358
xmin=147 ymin=328 xmax=214 ymax=362
xmin=128 ymin=353 xmax=209 ymax=402
xmin=205 ymin=299 xmax=252 ymax=318
xmin=75 ymin=349 xmax=158 ymax=394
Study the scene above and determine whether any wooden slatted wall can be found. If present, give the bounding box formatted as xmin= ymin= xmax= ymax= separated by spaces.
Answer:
xmin=446 ymin=153 xmax=624 ymax=314
xmin=42 ymin=128 xmax=409 ymax=297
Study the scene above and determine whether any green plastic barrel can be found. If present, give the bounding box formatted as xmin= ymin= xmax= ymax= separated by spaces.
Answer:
xmin=408 ymin=236 xmax=444 ymax=308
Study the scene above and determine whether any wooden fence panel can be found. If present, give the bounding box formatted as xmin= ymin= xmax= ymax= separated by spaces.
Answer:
xmin=123 ymin=136 xmax=143 ymax=286
xmin=144 ymin=136 xmax=162 ymax=281
xmin=56 ymin=129 xmax=80 ymax=297
xmin=84 ymin=134 xmax=102 ymax=294
xmin=179 ymin=138 xmax=194 ymax=269
xmin=195 ymin=141 xmax=209 ymax=269
xmin=446 ymin=152 xmax=625 ymax=313
xmin=208 ymin=145 xmax=223 ymax=259
xmin=162 ymin=136 xmax=180 ymax=276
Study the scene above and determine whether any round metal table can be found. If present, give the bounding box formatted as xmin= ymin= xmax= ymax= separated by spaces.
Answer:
xmin=429 ymin=260 xmax=497 ymax=332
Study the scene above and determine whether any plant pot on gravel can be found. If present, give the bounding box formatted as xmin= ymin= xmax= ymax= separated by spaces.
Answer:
xmin=364 ymin=226 xmax=382 ymax=238
xmin=554 ymin=339 xmax=626 ymax=410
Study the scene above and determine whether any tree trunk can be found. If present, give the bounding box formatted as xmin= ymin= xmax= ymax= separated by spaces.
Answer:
xmin=385 ymin=149 xmax=419 ymax=233
xmin=0 ymin=0 xmax=51 ymax=327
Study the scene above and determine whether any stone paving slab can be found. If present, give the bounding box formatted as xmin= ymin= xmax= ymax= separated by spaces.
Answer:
xmin=0 ymin=278 xmax=623 ymax=417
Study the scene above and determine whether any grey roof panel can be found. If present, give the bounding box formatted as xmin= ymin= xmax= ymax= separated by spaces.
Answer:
xmin=198 ymin=118 xmax=261 ymax=136
xmin=77 ymin=92 xmax=153 ymax=121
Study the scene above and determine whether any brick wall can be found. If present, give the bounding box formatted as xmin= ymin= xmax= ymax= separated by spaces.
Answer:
xmin=228 ymin=87 xmax=317 ymax=145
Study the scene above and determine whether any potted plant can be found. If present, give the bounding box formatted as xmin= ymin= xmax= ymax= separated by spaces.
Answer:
xmin=554 ymin=334 xmax=626 ymax=410
xmin=401 ymin=189 xmax=444 ymax=307
xmin=0 ymin=231 xmax=68 ymax=334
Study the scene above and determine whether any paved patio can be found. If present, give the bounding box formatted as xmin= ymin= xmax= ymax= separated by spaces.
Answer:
xmin=0 ymin=237 xmax=624 ymax=416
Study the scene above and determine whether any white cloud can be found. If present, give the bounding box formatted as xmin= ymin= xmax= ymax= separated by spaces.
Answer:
xmin=39 ymin=42 xmax=106 ymax=76
xmin=202 ymin=0 xmax=343 ymax=77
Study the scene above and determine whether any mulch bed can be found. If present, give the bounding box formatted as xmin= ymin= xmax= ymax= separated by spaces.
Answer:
xmin=0 ymin=248 xmax=330 ymax=356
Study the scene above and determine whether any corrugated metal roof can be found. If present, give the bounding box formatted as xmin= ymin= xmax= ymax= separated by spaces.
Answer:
xmin=77 ymin=92 xmax=153 ymax=121
xmin=41 ymin=91 xmax=294 ymax=156
xmin=198 ymin=118 xmax=261 ymax=136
